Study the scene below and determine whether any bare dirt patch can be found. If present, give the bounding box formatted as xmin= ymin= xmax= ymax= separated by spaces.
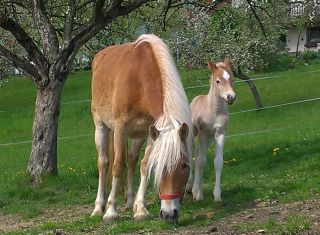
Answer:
xmin=1 ymin=199 xmax=320 ymax=234
xmin=174 ymin=199 xmax=320 ymax=235
xmin=0 ymin=205 xmax=92 ymax=234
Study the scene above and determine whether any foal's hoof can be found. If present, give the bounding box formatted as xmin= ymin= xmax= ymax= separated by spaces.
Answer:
xmin=192 ymin=190 xmax=204 ymax=201
xmin=214 ymin=197 xmax=222 ymax=202
xmin=103 ymin=213 xmax=119 ymax=223
xmin=134 ymin=208 xmax=151 ymax=221
xmin=91 ymin=208 xmax=103 ymax=217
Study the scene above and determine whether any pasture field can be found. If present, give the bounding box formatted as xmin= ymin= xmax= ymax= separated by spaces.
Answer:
xmin=0 ymin=61 xmax=320 ymax=234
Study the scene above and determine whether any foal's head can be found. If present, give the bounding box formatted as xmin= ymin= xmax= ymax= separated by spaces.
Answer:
xmin=148 ymin=123 xmax=190 ymax=223
xmin=208 ymin=59 xmax=236 ymax=104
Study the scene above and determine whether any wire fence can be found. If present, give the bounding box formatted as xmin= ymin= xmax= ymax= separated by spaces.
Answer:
xmin=0 ymin=68 xmax=319 ymax=147
xmin=0 ymin=126 xmax=294 ymax=148
xmin=1 ymin=68 xmax=319 ymax=112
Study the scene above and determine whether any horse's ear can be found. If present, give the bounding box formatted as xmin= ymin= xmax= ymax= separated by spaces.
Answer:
xmin=149 ymin=125 xmax=160 ymax=141
xmin=179 ymin=123 xmax=189 ymax=141
xmin=208 ymin=61 xmax=217 ymax=73
xmin=224 ymin=58 xmax=232 ymax=69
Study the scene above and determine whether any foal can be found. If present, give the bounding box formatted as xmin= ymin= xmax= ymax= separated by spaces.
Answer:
xmin=190 ymin=59 xmax=236 ymax=201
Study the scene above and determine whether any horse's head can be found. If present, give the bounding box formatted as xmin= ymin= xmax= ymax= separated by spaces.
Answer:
xmin=148 ymin=123 xmax=190 ymax=223
xmin=208 ymin=59 xmax=236 ymax=105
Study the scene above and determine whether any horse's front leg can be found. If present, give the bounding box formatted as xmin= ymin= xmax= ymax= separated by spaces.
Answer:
xmin=103 ymin=121 xmax=127 ymax=222
xmin=133 ymin=140 xmax=152 ymax=220
xmin=91 ymin=119 xmax=109 ymax=217
xmin=126 ymin=138 xmax=145 ymax=210
xmin=213 ymin=126 xmax=225 ymax=202
xmin=192 ymin=133 xmax=209 ymax=201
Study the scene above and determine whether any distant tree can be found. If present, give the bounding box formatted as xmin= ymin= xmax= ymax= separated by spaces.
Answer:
xmin=167 ymin=1 xmax=294 ymax=109
xmin=0 ymin=0 xmax=156 ymax=183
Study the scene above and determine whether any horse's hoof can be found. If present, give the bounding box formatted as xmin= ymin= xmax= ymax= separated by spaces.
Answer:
xmin=91 ymin=208 xmax=103 ymax=217
xmin=103 ymin=213 xmax=119 ymax=223
xmin=214 ymin=197 xmax=222 ymax=202
xmin=193 ymin=194 xmax=204 ymax=201
xmin=134 ymin=209 xmax=150 ymax=221
xmin=125 ymin=202 xmax=134 ymax=211
xmin=192 ymin=189 xmax=203 ymax=201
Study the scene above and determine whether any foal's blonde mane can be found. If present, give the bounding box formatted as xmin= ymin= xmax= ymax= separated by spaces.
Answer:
xmin=135 ymin=34 xmax=193 ymax=187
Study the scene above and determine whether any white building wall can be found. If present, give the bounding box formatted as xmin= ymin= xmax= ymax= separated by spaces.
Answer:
xmin=286 ymin=28 xmax=307 ymax=52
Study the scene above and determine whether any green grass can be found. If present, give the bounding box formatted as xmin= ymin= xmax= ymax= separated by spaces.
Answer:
xmin=239 ymin=215 xmax=312 ymax=234
xmin=0 ymin=61 xmax=320 ymax=234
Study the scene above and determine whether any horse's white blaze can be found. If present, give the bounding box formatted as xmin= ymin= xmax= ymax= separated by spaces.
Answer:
xmin=223 ymin=70 xmax=230 ymax=80
xmin=160 ymin=198 xmax=181 ymax=216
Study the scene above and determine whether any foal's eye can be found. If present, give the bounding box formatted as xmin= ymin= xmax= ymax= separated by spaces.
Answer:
xmin=182 ymin=163 xmax=189 ymax=169
xmin=216 ymin=80 xmax=220 ymax=84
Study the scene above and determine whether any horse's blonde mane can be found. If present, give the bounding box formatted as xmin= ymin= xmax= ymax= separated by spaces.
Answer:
xmin=135 ymin=34 xmax=193 ymax=187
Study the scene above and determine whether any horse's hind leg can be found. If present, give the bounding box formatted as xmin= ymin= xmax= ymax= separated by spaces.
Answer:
xmin=192 ymin=133 xmax=209 ymax=201
xmin=126 ymin=138 xmax=145 ymax=210
xmin=91 ymin=118 xmax=109 ymax=216
xmin=103 ymin=120 xmax=127 ymax=222
xmin=213 ymin=127 xmax=225 ymax=202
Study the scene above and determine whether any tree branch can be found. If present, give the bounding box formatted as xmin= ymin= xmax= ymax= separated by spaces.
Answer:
xmin=27 ymin=0 xmax=59 ymax=63
xmin=63 ymin=0 xmax=76 ymax=40
xmin=0 ymin=44 xmax=41 ymax=81
xmin=61 ymin=0 xmax=150 ymax=70
xmin=0 ymin=15 xmax=48 ymax=72
xmin=246 ymin=0 xmax=267 ymax=39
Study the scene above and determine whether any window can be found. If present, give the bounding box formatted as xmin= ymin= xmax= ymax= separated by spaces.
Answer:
xmin=307 ymin=27 xmax=320 ymax=43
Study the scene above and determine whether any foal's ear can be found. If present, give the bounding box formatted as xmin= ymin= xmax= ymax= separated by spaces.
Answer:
xmin=149 ymin=125 xmax=160 ymax=141
xmin=224 ymin=58 xmax=232 ymax=69
xmin=208 ymin=61 xmax=218 ymax=73
xmin=179 ymin=123 xmax=189 ymax=141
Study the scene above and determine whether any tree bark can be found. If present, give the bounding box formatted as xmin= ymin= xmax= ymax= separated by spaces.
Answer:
xmin=291 ymin=28 xmax=302 ymax=69
xmin=27 ymin=77 xmax=65 ymax=183
xmin=235 ymin=68 xmax=263 ymax=109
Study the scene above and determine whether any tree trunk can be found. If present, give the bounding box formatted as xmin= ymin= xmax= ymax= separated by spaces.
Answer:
xmin=27 ymin=77 xmax=64 ymax=183
xmin=235 ymin=68 xmax=263 ymax=109
xmin=291 ymin=28 xmax=302 ymax=69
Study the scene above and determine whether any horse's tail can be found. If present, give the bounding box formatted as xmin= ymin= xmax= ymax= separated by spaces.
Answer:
xmin=106 ymin=130 xmax=114 ymax=193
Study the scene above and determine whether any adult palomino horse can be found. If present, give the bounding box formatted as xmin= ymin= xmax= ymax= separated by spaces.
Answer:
xmin=91 ymin=34 xmax=193 ymax=222
xmin=190 ymin=59 xmax=236 ymax=202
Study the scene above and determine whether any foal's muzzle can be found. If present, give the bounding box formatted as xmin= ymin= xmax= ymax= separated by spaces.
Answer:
xmin=226 ymin=94 xmax=236 ymax=105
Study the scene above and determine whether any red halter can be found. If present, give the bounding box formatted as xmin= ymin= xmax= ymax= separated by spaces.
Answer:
xmin=159 ymin=193 xmax=183 ymax=200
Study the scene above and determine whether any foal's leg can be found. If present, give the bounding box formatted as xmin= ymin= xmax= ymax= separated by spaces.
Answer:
xmin=133 ymin=140 xmax=152 ymax=220
xmin=91 ymin=119 xmax=109 ymax=216
xmin=103 ymin=121 xmax=127 ymax=222
xmin=192 ymin=133 xmax=209 ymax=201
xmin=126 ymin=138 xmax=145 ymax=210
xmin=213 ymin=126 xmax=225 ymax=201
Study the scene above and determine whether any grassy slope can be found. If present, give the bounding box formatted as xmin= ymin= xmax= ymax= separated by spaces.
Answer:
xmin=0 ymin=61 xmax=319 ymax=234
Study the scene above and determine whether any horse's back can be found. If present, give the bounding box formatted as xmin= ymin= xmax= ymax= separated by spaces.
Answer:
xmin=91 ymin=40 xmax=163 ymax=132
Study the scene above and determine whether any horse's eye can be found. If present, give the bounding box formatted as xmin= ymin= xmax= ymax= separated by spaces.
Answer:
xmin=216 ymin=80 xmax=220 ymax=84
xmin=182 ymin=163 xmax=189 ymax=169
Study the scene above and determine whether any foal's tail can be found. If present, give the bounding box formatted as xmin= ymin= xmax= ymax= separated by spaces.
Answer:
xmin=106 ymin=130 xmax=114 ymax=194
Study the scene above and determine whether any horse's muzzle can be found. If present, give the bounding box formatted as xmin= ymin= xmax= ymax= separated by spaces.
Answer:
xmin=159 ymin=209 xmax=179 ymax=223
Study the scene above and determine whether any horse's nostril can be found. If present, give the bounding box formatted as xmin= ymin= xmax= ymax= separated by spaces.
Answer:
xmin=173 ymin=209 xmax=178 ymax=218
xmin=159 ymin=210 xmax=164 ymax=219
xmin=227 ymin=95 xmax=231 ymax=100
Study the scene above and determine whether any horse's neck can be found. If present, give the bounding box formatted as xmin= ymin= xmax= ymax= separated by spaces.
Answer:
xmin=207 ymin=84 xmax=226 ymax=114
